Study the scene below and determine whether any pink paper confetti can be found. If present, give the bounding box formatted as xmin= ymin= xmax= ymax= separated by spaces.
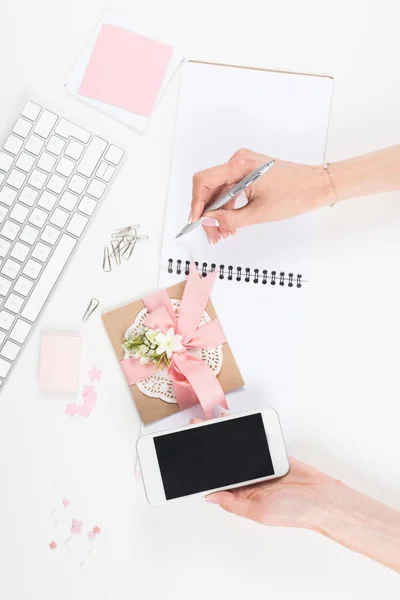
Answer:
xmin=71 ymin=519 xmax=83 ymax=534
xmin=83 ymin=395 xmax=96 ymax=407
xmin=78 ymin=405 xmax=93 ymax=418
xmin=82 ymin=384 xmax=97 ymax=398
xmin=62 ymin=498 xmax=70 ymax=508
xmin=87 ymin=531 xmax=96 ymax=541
xmin=88 ymin=367 xmax=102 ymax=382
xmin=65 ymin=403 xmax=78 ymax=418
xmin=49 ymin=541 xmax=57 ymax=551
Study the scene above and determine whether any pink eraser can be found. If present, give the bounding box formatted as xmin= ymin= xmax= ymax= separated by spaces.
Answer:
xmin=39 ymin=333 xmax=81 ymax=395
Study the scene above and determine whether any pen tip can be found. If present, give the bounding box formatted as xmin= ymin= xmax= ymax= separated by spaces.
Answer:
xmin=175 ymin=232 xmax=182 ymax=239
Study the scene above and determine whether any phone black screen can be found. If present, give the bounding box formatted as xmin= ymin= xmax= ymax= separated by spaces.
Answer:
xmin=153 ymin=413 xmax=274 ymax=499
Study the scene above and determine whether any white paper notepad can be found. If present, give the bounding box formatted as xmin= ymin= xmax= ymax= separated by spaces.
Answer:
xmin=153 ymin=61 xmax=334 ymax=440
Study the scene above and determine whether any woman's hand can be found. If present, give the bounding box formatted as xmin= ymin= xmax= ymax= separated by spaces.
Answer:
xmin=191 ymin=149 xmax=333 ymax=244
xmin=206 ymin=456 xmax=337 ymax=529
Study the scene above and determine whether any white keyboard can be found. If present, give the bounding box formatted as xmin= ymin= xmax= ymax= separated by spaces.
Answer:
xmin=0 ymin=100 xmax=124 ymax=389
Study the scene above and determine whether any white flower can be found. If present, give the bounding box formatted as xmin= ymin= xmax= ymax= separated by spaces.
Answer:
xmin=134 ymin=344 xmax=150 ymax=365
xmin=146 ymin=329 xmax=160 ymax=345
xmin=155 ymin=328 xmax=183 ymax=359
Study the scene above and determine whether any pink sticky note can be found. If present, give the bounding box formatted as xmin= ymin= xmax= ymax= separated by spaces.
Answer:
xmin=39 ymin=333 xmax=81 ymax=395
xmin=79 ymin=24 xmax=174 ymax=117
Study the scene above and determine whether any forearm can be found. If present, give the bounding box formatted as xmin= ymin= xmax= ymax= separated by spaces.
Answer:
xmin=314 ymin=482 xmax=400 ymax=572
xmin=329 ymin=145 xmax=400 ymax=202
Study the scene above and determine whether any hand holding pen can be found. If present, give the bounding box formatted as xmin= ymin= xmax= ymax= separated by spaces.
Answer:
xmin=188 ymin=149 xmax=331 ymax=245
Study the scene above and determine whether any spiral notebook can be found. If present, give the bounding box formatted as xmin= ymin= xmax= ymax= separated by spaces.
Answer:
xmin=152 ymin=60 xmax=333 ymax=438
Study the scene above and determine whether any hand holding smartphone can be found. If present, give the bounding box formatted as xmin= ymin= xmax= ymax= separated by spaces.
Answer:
xmin=137 ymin=409 xmax=289 ymax=506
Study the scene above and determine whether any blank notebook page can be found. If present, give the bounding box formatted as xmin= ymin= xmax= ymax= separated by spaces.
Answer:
xmin=156 ymin=61 xmax=333 ymax=438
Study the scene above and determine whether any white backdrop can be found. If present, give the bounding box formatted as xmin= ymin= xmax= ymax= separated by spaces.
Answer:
xmin=1 ymin=0 xmax=400 ymax=598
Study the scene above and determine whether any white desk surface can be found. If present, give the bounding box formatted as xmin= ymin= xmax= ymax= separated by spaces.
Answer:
xmin=1 ymin=0 xmax=400 ymax=598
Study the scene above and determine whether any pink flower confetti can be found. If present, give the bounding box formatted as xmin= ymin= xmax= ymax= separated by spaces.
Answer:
xmin=82 ymin=384 xmax=97 ymax=398
xmin=88 ymin=367 xmax=102 ymax=382
xmin=71 ymin=519 xmax=83 ymax=534
xmin=65 ymin=403 xmax=78 ymax=418
xmin=62 ymin=498 xmax=70 ymax=508
xmin=87 ymin=531 xmax=96 ymax=541
xmin=78 ymin=405 xmax=93 ymax=418
xmin=93 ymin=526 xmax=101 ymax=535
xmin=49 ymin=541 xmax=57 ymax=551
xmin=83 ymin=395 xmax=96 ymax=407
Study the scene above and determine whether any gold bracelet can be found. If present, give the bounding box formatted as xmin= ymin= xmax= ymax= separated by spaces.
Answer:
xmin=323 ymin=162 xmax=338 ymax=207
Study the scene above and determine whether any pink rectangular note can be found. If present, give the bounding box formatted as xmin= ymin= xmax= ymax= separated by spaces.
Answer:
xmin=39 ymin=333 xmax=81 ymax=395
xmin=79 ymin=24 xmax=174 ymax=117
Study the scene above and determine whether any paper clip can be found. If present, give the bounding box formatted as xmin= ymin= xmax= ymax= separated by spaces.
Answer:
xmin=111 ymin=225 xmax=140 ymax=239
xmin=122 ymin=240 xmax=136 ymax=260
xmin=111 ymin=240 xmax=122 ymax=265
xmin=83 ymin=298 xmax=99 ymax=322
xmin=103 ymin=247 xmax=112 ymax=272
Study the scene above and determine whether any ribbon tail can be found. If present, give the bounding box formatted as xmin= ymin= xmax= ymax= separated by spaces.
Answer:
xmin=178 ymin=263 xmax=216 ymax=342
xmin=172 ymin=353 xmax=228 ymax=419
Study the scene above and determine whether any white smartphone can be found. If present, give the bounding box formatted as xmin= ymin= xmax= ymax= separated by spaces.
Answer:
xmin=136 ymin=408 xmax=289 ymax=506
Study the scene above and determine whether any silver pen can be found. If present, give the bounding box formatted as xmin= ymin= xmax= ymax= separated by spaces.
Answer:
xmin=175 ymin=160 xmax=275 ymax=239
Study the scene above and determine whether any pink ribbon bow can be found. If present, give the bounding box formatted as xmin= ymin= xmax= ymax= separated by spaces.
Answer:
xmin=120 ymin=264 xmax=228 ymax=418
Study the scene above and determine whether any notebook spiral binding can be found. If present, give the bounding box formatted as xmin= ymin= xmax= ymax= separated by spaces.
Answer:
xmin=167 ymin=259 xmax=303 ymax=288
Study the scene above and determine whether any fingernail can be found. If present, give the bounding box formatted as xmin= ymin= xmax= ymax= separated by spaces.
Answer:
xmin=201 ymin=217 xmax=219 ymax=227
xmin=204 ymin=498 xmax=218 ymax=504
xmin=188 ymin=210 xmax=192 ymax=222
xmin=207 ymin=236 xmax=214 ymax=247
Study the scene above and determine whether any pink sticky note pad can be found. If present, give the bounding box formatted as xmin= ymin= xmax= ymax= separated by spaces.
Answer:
xmin=79 ymin=24 xmax=174 ymax=117
xmin=39 ymin=333 xmax=81 ymax=395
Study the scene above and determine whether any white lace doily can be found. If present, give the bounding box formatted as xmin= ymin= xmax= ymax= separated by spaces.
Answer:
xmin=123 ymin=299 xmax=223 ymax=404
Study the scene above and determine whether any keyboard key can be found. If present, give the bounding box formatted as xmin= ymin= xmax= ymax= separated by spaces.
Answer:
xmin=95 ymin=161 xmax=107 ymax=179
xmin=28 ymin=169 xmax=47 ymax=189
xmin=103 ymin=165 xmax=115 ymax=182
xmin=0 ymin=207 xmax=8 ymax=224
xmin=0 ymin=186 xmax=17 ymax=206
xmin=0 ymin=310 xmax=15 ymax=330
xmin=1 ymin=340 xmax=21 ymax=360
xmin=1 ymin=259 xmax=21 ymax=279
xmin=0 ymin=173 xmax=4 ymax=186
xmin=15 ymin=151 xmax=35 ymax=172
xmin=59 ymin=190 xmax=78 ymax=211
xmin=34 ymin=110 xmax=58 ymax=138
xmin=56 ymin=157 xmax=74 ymax=177
xmin=0 ymin=239 xmax=11 ymax=258
xmin=66 ymin=214 xmax=88 ymax=237
xmin=41 ymin=225 xmax=60 ymax=245
xmin=104 ymin=145 xmax=124 ymax=165
xmin=21 ymin=101 xmax=41 ymax=121
xmin=76 ymin=136 xmax=107 ymax=177
xmin=6 ymin=169 xmax=26 ymax=190
xmin=55 ymin=119 xmax=90 ymax=143
xmin=38 ymin=190 xmax=57 ymax=211
xmin=50 ymin=208 xmax=69 ymax=228
xmin=32 ymin=241 xmax=51 ymax=262
xmin=4 ymin=135 xmax=23 ymax=155
xmin=77 ymin=196 xmax=97 ymax=216
xmin=10 ymin=203 xmax=29 ymax=223
xmin=47 ymin=174 xmax=66 ymax=194
xmin=14 ymin=276 xmax=33 ymax=296
xmin=1 ymin=221 xmax=20 ymax=241
xmin=10 ymin=318 xmax=31 ymax=343
xmin=0 ymin=276 xmax=12 ymax=296
xmin=29 ymin=208 xmax=48 ymax=228
xmin=12 ymin=118 xmax=32 ymax=138
xmin=68 ymin=174 xmax=87 ymax=194
xmin=0 ymin=331 xmax=5 ymax=345
xmin=65 ymin=139 xmax=84 ymax=160
xmin=0 ymin=152 xmax=14 ymax=172
xmin=37 ymin=152 xmax=57 ymax=173
xmin=21 ymin=234 xmax=76 ymax=322
xmin=46 ymin=135 xmax=65 ymax=156
xmin=86 ymin=179 xmax=106 ymax=199
xmin=25 ymin=135 xmax=44 ymax=155
xmin=19 ymin=186 xmax=38 ymax=206
xmin=23 ymin=259 xmax=42 ymax=279
xmin=10 ymin=241 xmax=30 ymax=262
xmin=20 ymin=224 xmax=39 ymax=245
xmin=0 ymin=358 xmax=11 ymax=377
xmin=4 ymin=294 xmax=24 ymax=314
